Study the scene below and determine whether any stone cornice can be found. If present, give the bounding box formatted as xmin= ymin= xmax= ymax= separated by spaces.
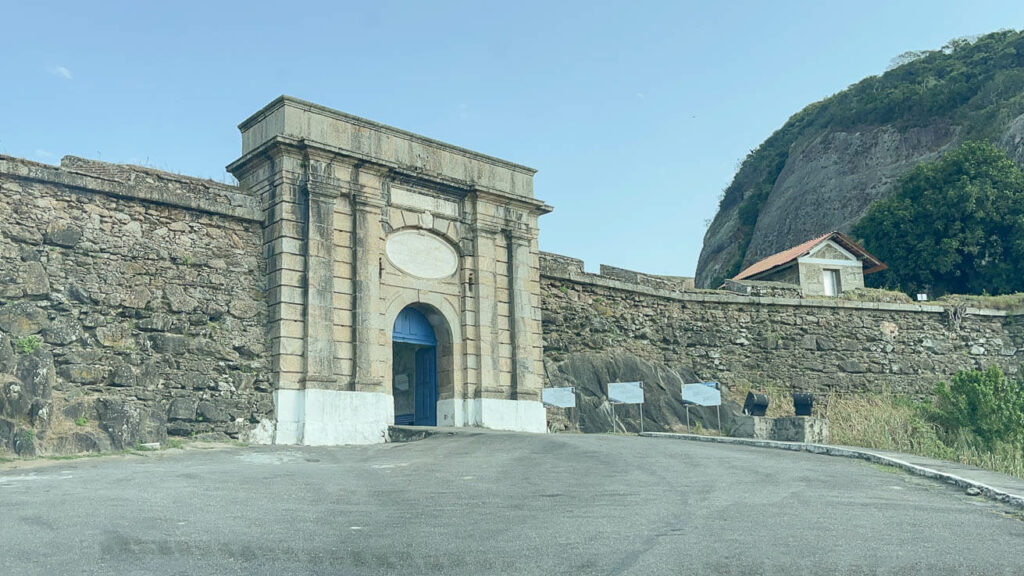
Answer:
xmin=228 ymin=135 xmax=552 ymax=214
xmin=473 ymin=187 xmax=553 ymax=216
xmin=238 ymin=96 xmax=537 ymax=176
xmin=305 ymin=171 xmax=343 ymax=199
xmin=504 ymin=227 xmax=536 ymax=244
xmin=352 ymin=187 xmax=386 ymax=209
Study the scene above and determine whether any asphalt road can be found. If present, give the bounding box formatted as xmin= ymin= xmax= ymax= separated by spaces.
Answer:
xmin=2 ymin=431 xmax=1023 ymax=576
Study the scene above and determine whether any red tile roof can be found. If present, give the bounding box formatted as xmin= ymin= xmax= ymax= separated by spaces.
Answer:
xmin=733 ymin=232 xmax=887 ymax=281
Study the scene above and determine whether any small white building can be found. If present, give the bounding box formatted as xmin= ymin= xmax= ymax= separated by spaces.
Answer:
xmin=732 ymin=232 xmax=887 ymax=297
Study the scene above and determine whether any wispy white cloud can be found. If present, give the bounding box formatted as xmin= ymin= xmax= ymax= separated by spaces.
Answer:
xmin=48 ymin=65 xmax=72 ymax=80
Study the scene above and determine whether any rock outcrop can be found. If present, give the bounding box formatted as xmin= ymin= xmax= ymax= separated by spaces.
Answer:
xmin=544 ymin=351 xmax=740 ymax=434
xmin=697 ymin=117 xmax=1024 ymax=288
xmin=696 ymin=30 xmax=1024 ymax=287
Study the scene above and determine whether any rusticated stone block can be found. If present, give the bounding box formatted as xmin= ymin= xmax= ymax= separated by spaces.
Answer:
xmin=167 ymin=398 xmax=198 ymax=421
xmin=44 ymin=222 xmax=82 ymax=248
xmin=0 ymin=302 xmax=50 ymax=336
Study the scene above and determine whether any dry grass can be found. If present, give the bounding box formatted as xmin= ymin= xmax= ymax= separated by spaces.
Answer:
xmin=724 ymin=382 xmax=797 ymax=419
xmin=822 ymin=392 xmax=1024 ymax=478
xmin=724 ymin=384 xmax=1024 ymax=479
xmin=821 ymin=393 xmax=951 ymax=456
xmin=936 ymin=293 xmax=1024 ymax=311
xmin=840 ymin=287 xmax=914 ymax=304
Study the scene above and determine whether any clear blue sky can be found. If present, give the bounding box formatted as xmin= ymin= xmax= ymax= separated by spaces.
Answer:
xmin=2 ymin=1 xmax=1023 ymax=275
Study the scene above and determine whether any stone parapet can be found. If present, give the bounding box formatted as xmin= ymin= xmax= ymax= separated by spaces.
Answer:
xmin=721 ymin=278 xmax=802 ymax=298
xmin=599 ymin=264 xmax=695 ymax=292
xmin=539 ymin=252 xmax=1014 ymax=317
xmin=0 ymin=155 xmax=260 ymax=222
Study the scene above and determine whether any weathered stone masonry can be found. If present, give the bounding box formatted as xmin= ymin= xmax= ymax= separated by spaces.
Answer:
xmin=226 ymin=96 xmax=551 ymax=445
xmin=541 ymin=253 xmax=1024 ymax=432
xmin=3 ymin=96 xmax=1023 ymax=454
xmin=0 ymin=155 xmax=271 ymax=455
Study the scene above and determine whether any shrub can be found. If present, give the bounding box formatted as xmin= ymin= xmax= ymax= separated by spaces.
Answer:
xmin=928 ymin=366 xmax=1024 ymax=449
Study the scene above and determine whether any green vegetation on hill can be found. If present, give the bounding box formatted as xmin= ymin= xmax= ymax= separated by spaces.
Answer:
xmin=853 ymin=141 xmax=1024 ymax=296
xmin=711 ymin=29 xmax=1024 ymax=287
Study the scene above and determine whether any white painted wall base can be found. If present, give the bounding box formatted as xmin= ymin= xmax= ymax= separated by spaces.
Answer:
xmin=274 ymin=389 xmax=305 ymax=445
xmin=273 ymin=389 xmax=394 ymax=445
xmin=436 ymin=398 xmax=471 ymax=427
xmin=437 ymin=398 xmax=547 ymax=433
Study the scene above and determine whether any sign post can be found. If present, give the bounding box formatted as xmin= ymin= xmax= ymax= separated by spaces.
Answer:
xmin=608 ymin=381 xmax=644 ymax=433
xmin=681 ymin=382 xmax=722 ymax=434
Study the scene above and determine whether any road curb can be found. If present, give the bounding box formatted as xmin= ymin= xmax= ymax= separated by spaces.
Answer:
xmin=640 ymin=432 xmax=1024 ymax=511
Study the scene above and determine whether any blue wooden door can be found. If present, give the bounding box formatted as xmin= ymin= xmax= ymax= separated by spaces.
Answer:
xmin=393 ymin=307 xmax=437 ymax=346
xmin=415 ymin=347 xmax=437 ymax=426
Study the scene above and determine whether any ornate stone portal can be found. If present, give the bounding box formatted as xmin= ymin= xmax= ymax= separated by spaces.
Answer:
xmin=227 ymin=97 xmax=552 ymax=444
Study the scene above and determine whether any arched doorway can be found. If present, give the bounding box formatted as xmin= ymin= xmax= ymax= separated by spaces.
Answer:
xmin=392 ymin=306 xmax=438 ymax=426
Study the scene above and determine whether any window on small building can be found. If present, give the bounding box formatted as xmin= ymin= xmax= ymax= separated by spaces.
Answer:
xmin=823 ymin=269 xmax=841 ymax=296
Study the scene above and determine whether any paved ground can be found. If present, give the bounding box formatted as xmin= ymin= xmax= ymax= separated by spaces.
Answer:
xmin=2 ymin=431 xmax=1023 ymax=576
xmin=867 ymin=447 xmax=1024 ymax=496
xmin=643 ymin=431 xmax=1024 ymax=507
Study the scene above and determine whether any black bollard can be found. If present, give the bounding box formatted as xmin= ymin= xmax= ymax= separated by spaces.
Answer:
xmin=793 ymin=392 xmax=814 ymax=416
xmin=743 ymin=392 xmax=769 ymax=416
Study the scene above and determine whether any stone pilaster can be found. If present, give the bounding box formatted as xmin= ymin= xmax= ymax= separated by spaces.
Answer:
xmin=506 ymin=229 xmax=541 ymax=400
xmin=262 ymin=152 xmax=306 ymax=392
xmin=351 ymin=185 xmax=386 ymax=393
xmin=474 ymin=226 xmax=503 ymax=398
xmin=303 ymin=166 xmax=339 ymax=385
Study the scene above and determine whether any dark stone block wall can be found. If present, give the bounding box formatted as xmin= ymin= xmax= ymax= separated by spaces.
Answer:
xmin=540 ymin=254 xmax=1024 ymax=433
xmin=0 ymin=156 xmax=271 ymax=455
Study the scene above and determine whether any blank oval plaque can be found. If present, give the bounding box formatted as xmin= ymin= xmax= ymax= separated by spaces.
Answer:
xmin=385 ymin=229 xmax=458 ymax=279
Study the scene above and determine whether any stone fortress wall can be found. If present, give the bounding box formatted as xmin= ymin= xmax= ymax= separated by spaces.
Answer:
xmin=0 ymin=155 xmax=272 ymax=455
xmin=3 ymin=99 xmax=1024 ymax=453
xmin=4 ymin=151 xmax=1023 ymax=452
xmin=540 ymin=253 xmax=1024 ymax=432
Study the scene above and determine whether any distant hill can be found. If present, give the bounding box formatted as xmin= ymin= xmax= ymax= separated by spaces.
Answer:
xmin=696 ymin=29 xmax=1024 ymax=288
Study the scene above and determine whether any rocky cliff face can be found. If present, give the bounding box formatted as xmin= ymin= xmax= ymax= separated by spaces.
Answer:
xmin=697 ymin=115 xmax=1024 ymax=288
xmin=696 ymin=30 xmax=1024 ymax=288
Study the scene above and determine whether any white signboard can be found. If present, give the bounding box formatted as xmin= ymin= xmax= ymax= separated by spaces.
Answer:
xmin=682 ymin=383 xmax=721 ymax=407
xmin=542 ymin=387 xmax=576 ymax=408
xmin=608 ymin=382 xmax=644 ymax=404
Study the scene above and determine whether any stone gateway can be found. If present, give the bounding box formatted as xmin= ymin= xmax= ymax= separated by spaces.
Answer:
xmin=226 ymin=97 xmax=552 ymax=444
